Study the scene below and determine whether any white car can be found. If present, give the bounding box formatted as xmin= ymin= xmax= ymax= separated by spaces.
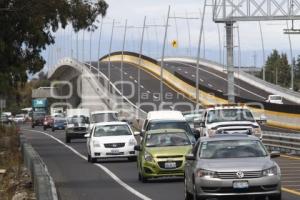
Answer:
xmin=13 ymin=114 xmax=26 ymax=123
xmin=198 ymin=105 xmax=264 ymax=139
xmin=266 ymin=95 xmax=283 ymax=104
xmin=85 ymin=122 xmax=138 ymax=163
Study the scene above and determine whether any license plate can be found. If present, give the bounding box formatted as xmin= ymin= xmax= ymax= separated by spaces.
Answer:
xmin=110 ymin=149 xmax=120 ymax=154
xmin=233 ymin=181 xmax=249 ymax=189
xmin=164 ymin=162 xmax=176 ymax=169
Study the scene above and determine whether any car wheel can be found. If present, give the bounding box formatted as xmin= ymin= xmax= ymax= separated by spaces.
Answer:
xmin=90 ymin=157 xmax=97 ymax=163
xmin=184 ymin=176 xmax=193 ymax=200
xmin=32 ymin=124 xmax=34 ymax=128
xmin=138 ymin=172 xmax=148 ymax=183
xmin=87 ymin=154 xmax=91 ymax=163
xmin=43 ymin=126 xmax=46 ymax=130
xmin=52 ymin=128 xmax=55 ymax=132
xmin=65 ymin=137 xmax=71 ymax=143
xmin=269 ymin=193 xmax=282 ymax=200
xmin=128 ymin=156 xmax=137 ymax=162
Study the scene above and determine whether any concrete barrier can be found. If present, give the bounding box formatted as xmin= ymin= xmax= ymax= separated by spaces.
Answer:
xmin=20 ymin=135 xmax=58 ymax=200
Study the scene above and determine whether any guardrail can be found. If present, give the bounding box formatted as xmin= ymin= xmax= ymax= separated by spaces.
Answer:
xmin=263 ymin=131 xmax=300 ymax=155
xmin=20 ymin=135 xmax=58 ymax=200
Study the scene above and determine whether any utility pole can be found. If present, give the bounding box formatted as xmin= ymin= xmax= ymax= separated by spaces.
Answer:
xmin=160 ymin=5 xmax=171 ymax=104
xmin=226 ymin=22 xmax=235 ymax=103
xmin=196 ymin=0 xmax=207 ymax=105
xmin=138 ymin=16 xmax=147 ymax=111
xmin=108 ymin=19 xmax=115 ymax=92
xmin=120 ymin=20 xmax=128 ymax=95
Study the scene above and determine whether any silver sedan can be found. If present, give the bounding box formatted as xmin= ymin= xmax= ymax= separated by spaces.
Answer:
xmin=184 ymin=135 xmax=281 ymax=200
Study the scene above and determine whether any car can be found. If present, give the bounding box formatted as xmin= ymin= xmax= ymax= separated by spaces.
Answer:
xmin=0 ymin=114 xmax=10 ymax=124
xmin=65 ymin=115 xmax=90 ymax=143
xmin=31 ymin=111 xmax=46 ymax=128
xmin=52 ymin=117 xmax=66 ymax=132
xmin=43 ymin=115 xmax=53 ymax=130
xmin=135 ymin=129 xmax=193 ymax=182
xmin=141 ymin=111 xmax=199 ymax=143
xmin=12 ymin=114 xmax=26 ymax=123
xmin=85 ymin=121 xmax=138 ymax=163
xmin=184 ymin=134 xmax=281 ymax=200
xmin=183 ymin=111 xmax=204 ymax=129
xmin=89 ymin=110 xmax=119 ymax=129
xmin=266 ymin=95 xmax=283 ymax=104
xmin=197 ymin=105 xmax=264 ymax=138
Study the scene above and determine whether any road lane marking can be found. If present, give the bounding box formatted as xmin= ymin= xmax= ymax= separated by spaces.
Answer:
xmin=124 ymin=72 xmax=128 ymax=75
xmin=208 ymin=84 xmax=213 ymax=88
xmin=23 ymin=129 xmax=152 ymax=200
xmin=184 ymin=71 xmax=188 ymax=74
xmin=140 ymin=85 xmax=144 ymax=89
xmin=217 ymin=89 xmax=223 ymax=93
xmin=281 ymin=155 xmax=300 ymax=160
xmin=191 ymin=75 xmax=195 ymax=77
xmin=178 ymin=68 xmax=182 ymax=71
xmin=282 ymin=187 xmax=300 ymax=196
xmin=200 ymin=79 xmax=204 ymax=82
xmin=129 ymin=76 xmax=133 ymax=79
xmin=134 ymin=80 xmax=138 ymax=83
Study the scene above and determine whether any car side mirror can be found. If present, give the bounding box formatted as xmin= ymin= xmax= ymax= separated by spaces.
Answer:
xmin=84 ymin=133 xmax=90 ymax=138
xmin=185 ymin=153 xmax=195 ymax=161
xmin=256 ymin=115 xmax=267 ymax=124
xmin=134 ymin=131 xmax=140 ymax=136
xmin=134 ymin=145 xmax=141 ymax=151
xmin=192 ymin=129 xmax=200 ymax=140
xmin=270 ymin=151 xmax=280 ymax=158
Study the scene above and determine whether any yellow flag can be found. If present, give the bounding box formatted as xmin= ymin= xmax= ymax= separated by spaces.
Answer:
xmin=171 ymin=40 xmax=178 ymax=48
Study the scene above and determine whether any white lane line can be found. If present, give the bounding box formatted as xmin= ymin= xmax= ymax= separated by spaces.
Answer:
xmin=200 ymin=79 xmax=204 ymax=82
xmin=178 ymin=68 xmax=182 ymax=71
xmin=218 ymin=89 xmax=223 ymax=93
xmin=208 ymin=84 xmax=213 ymax=88
xmin=140 ymin=85 xmax=144 ymax=89
xmin=174 ymin=61 xmax=266 ymax=100
xmin=184 ymin=71 xmax=188 ymax=74
xmin=129 ymin=76 xmax=133 ymax=79
xmin=147 ymin=90 xmax=151 ymax=94
xmin=124 ymin=72 xmax=128 ymax=75
xmin=134 ymin=80 xmax=138 ymax=83
xmin=191 ymin=75 xmax=195 ymax=78
xmin=23 ymin=129 xmax=152 ymax=200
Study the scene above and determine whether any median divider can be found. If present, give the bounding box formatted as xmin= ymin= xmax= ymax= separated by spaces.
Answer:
xmin=20 ymin=135 xmax=58 ymax=200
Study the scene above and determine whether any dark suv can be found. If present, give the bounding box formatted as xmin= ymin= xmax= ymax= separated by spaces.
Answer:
xmin=32 ymin=112 xmax=46 ymax=128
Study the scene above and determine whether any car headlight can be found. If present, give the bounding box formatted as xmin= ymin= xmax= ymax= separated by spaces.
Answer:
xmin=252 ymin=127 xmax=262 ymax=138
xmin=144 ymin=151 xmax=153 ymax=162
xmin=93 ymin=141 xmax=101 ymax=148
xmin=128 ymin=138 xmax=137 ymax=146
xmin=262 ymin=166 xmax=277 ymax=176
xmin=207 ymin=129 xmax=217 ymax=136
xmin=196 ymin=169 xmax=217 ymax=178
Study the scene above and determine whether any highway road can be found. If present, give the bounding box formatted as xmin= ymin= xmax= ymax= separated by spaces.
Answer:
xmin=22 ymin=126 xmax=300 ymax=200
xmin=92 ymin=61 xmax=299 ymax=133
xmin=163 ymin=61 xmax=294 ymax=105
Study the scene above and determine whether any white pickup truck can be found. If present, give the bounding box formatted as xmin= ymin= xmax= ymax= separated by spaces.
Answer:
xmin=197 ymin=105 xmax=265 ymax=139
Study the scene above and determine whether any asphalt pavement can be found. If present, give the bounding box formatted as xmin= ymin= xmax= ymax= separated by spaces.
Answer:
xmin=21 ymin=125 xmax=300 ymax=200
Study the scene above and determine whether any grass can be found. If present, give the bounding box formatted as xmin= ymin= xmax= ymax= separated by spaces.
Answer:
xmin=0 ymin=125 xmax=33 ymax=200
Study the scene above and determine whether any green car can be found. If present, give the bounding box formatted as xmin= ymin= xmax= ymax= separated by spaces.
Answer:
xmin=134 ymin=129 xmax=193 ymax=182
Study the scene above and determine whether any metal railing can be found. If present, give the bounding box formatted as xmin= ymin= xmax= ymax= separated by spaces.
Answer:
xmin=20 ymin=135 xmax=58 ymax=200
xmin=263 ymin=131 xmax=300 ymax=155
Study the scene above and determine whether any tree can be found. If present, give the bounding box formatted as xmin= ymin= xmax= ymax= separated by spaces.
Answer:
xmin=264 ymin=49 xmax=291 ymax=87
xmin=0 ymin=0 xmax=108 ymax=97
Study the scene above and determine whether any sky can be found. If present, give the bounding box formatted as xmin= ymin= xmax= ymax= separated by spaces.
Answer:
xmin=42 ymin=0 xmax=300 ymax=73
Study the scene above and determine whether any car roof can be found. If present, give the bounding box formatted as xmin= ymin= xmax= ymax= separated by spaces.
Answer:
xmin=206 ymin=106 xmax=249 ymax=111
xmin=93 ymin=121 xmax=128 ymax=126
xmin=200 ymin=134 xmax=259 ymax=142
xmin=146 ymin=128 xmax=187 ymax=135
xmin=147 ymin=110 xmax=185 ymax=121
xmin=91 ymin=110 xmax=118 ymax=115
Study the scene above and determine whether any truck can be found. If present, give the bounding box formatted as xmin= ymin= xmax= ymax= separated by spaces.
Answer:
xmin=65 ymin=108 xmax=90 ymax=143
xmin=31 ymin=98 xmax=48 ymax=128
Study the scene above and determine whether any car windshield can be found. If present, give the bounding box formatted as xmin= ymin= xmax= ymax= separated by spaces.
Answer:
xmin=207 ymin=109 xmax=255 ymax=124
xmin=94 ymin=125 xmax=131 ymax=137
xmin=148 ymin=121 xmax=191 ymax=133
xmin=33 ymin=112 xmax=45 ymax=118
xmin=16 ymin=114 xmax=24 ymax=118
xmin=55 ymin=119 xmax=66 ymax=123
xmin=145 ymin=132 xmax=191 ymax=147
xmin=91 ymin=113 xmax=118 ymax=123
xmin=68 ymin=116 xmax=88 ymax=124
xmin=270 ymin=96 xmax=282 ymax=101
xmin=199 ymin=140 xmax=268 ymax=159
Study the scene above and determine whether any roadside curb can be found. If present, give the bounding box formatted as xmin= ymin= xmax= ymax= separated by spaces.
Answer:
xmin=19 ymin=134 xmax=58 ymax=200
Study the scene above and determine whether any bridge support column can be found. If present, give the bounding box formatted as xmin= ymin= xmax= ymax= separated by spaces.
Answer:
xmin=226 ymin=22 xmax=235 ymax=103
